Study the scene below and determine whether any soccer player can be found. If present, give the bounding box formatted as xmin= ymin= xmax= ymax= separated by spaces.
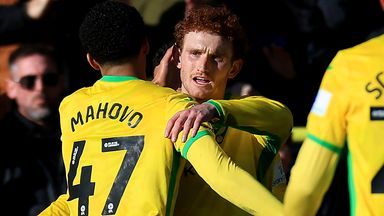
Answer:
xmin=39 ymin=1 xmax=283 ymax=215
xmin=153 ymin=5 xmax=293 ymax=216
xmin=283 ymin=0 xmax=384 ymax=215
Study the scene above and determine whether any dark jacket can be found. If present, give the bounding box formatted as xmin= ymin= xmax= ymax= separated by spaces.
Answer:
xmin=0 ymin=110 xmax=66 ymax=216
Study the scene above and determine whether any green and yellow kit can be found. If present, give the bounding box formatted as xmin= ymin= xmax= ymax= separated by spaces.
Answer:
xmin=285 ymin=34 xmax=384 ymax=216
xmin=40 ymin=76 xmax=283 ymax=216
xmin=174 ymin=96 xmax=293 ymax=216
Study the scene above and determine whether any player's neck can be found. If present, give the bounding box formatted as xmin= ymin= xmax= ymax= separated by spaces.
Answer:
xmin=101 ymin=63 xmax=146 ymax=79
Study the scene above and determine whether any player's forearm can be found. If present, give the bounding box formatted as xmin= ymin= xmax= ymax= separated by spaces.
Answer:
xmin=206 ymin=96 xmax=293 ymax=140
xmin=284 ymin=139 xmax=340 ymax=216
xmin=185 ymin=133 xmax=283 ymax=216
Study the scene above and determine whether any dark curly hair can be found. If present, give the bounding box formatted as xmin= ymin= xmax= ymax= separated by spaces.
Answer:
xmin=79 ymin=0 xmax=146 ymax=65
xmin=174 ymin=5 xmax=248 ymax=61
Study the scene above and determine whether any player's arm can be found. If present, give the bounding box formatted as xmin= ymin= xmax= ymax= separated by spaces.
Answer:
xmin=38 ymin=194 xmax=70 ymax=216
xmin=166 ymin=95 xmax=283 ymax=215
xmin=165 ymin=96 xmax=293 ymax=143
xmin=207 ymin=96 xmax=293 ymax=142
xmin=209 ymin=97 xmax=293 ymax=192
xmin=284 ymin=50 xmax=348 ymax=216
xmin=175 ymin=128 xmax=284 ymax=216
xmin=284 ymin=136 xmax=340 ymax=216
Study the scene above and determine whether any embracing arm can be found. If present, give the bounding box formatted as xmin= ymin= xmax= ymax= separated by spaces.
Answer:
xmin=207 ymin=96 xmax=293 ymax=142
xmin=165 ymin=96 xmax=293 ymax=143
xmin=175 ymin=129 xmax=283 ymax=215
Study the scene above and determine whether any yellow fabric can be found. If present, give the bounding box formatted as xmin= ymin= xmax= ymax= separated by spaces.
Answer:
xmin=40 ymin=78 xmax=283 ymax=216
xmin=284 ymin=140 xmax=339 ymax=216
xmin=284 ymin=34 xmax=384 ymax=216
xmin=187 ymin=134 xmax=284 ymax=216
xmin=174 ymin=96 xmax=293 ymax=216
xmin=291 ymin=126 xmax=307 ymax=143
xmin=39 ymin=194 xmax=70 ymax=216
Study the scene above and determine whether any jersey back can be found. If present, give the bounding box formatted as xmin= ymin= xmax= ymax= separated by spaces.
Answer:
xmin=59 ymin=78 xmax=195 ymax=215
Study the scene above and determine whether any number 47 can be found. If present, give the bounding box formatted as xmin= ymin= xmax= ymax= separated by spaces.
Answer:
xmin=66 ymin=136 xmax=144 ymax=216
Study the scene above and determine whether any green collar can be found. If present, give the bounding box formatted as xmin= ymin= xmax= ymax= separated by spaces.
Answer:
xmin=100 ymin=75 xmax=140 ymax=82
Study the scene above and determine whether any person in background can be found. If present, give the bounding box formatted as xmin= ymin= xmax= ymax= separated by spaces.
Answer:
xmin=283 ymin=0 xmax=384 ymax=215
xmin=0 ymin=0 xmax=54 ymax=32
xmin=0 ymin=0 xmax=57 ymax=115
xmin=0 ymin=43 xmax=66 ymax=216
xmin=153 ymin=5 xmax=293 ymax=216
xmin=40 ymin=1 xmax=284 ymax=215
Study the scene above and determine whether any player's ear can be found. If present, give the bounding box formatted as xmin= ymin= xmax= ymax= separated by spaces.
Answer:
xmin=86 ymin=53 xmax=101 ymax=70
xmin=176 ymin=47 xmax=182 ymax=69
xmin=142 ymin=38 xmax=150 ymax=55
xmin=228 ymin=59 xmax=243 ymax=79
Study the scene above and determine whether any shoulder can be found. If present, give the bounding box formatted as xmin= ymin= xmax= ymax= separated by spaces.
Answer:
xmin=336 ymin=34 xmax=384 ymax=60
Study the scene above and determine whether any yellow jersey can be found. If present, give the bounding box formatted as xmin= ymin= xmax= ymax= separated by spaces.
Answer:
xmin=40 ymin=76 xmax=284 ymax=216
xmin=174 ymin=96 xmax=293 ymax=216
xmin=285 ymin=34 xmax=384 ymax=216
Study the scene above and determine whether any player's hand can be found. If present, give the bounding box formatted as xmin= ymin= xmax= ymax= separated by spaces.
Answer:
xmin=152 ymin=45 xmax=181 ymax=90
xmin=165 ymin=103 xmax=217 ymax=143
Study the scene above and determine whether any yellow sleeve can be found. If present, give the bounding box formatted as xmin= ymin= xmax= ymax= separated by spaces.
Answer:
xmin=181 ymin=130 xmax=284 ymax=216
xmin=39 ymin=194 xmax=70 ymax=216
xmin=207 ymin=96 xmax=293 ymax=143
xmin=284 ymin=138 xmax=340 ymax=216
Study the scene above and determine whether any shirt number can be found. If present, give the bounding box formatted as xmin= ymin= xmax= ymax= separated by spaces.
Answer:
xmin=67 ymin=136 xmax=144 ymax=215
xmin=372 ymin=164 xmax=384 ymax=194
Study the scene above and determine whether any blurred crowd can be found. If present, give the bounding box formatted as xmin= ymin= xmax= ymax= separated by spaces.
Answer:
xmin=2 ymin=0 xmax=383 ymax=124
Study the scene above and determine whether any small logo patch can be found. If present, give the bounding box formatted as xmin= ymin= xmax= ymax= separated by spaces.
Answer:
xmin=311 ymin=89 xmax=332 ymax=117
xmin=370 ymin=107 xmax=384 ymax=120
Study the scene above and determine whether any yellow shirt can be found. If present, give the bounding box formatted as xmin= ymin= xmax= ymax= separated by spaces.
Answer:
xmin=40 ymin=76 xmax=284 ymax=216
xmin=284 ymin=34 xmax=384 ymax=216
xmin=174 ymin=96 xmax=293 ymax=216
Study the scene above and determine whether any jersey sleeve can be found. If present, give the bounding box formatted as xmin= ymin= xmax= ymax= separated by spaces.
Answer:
xmin=181 ymin=130 xmax=284 ymax=216
xmin=305 ymin=51 xmax=349 ymax=149
xmin=284 ymin=51 xmax=348 ymax=216
xmin=206 ymin=96 xmax=293 ymax=144
xmin=39 ymin=194 xmax=70 ymax=216
xmin=206 ymin=96 xmax=292 ymax=198
xmin=284 ymin=139 xmax=339 ymax=216
xmin=166 ymin=94 xmax=284 ymax=215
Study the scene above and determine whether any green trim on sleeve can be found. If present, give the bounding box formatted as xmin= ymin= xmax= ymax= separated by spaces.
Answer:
xmin=307 ymin=133 xmax=342 ymax=154
xmin=182 ymin=130 xmax=211 ymax=159
xmin=205 ymin=100 xmax=225 ymax=125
